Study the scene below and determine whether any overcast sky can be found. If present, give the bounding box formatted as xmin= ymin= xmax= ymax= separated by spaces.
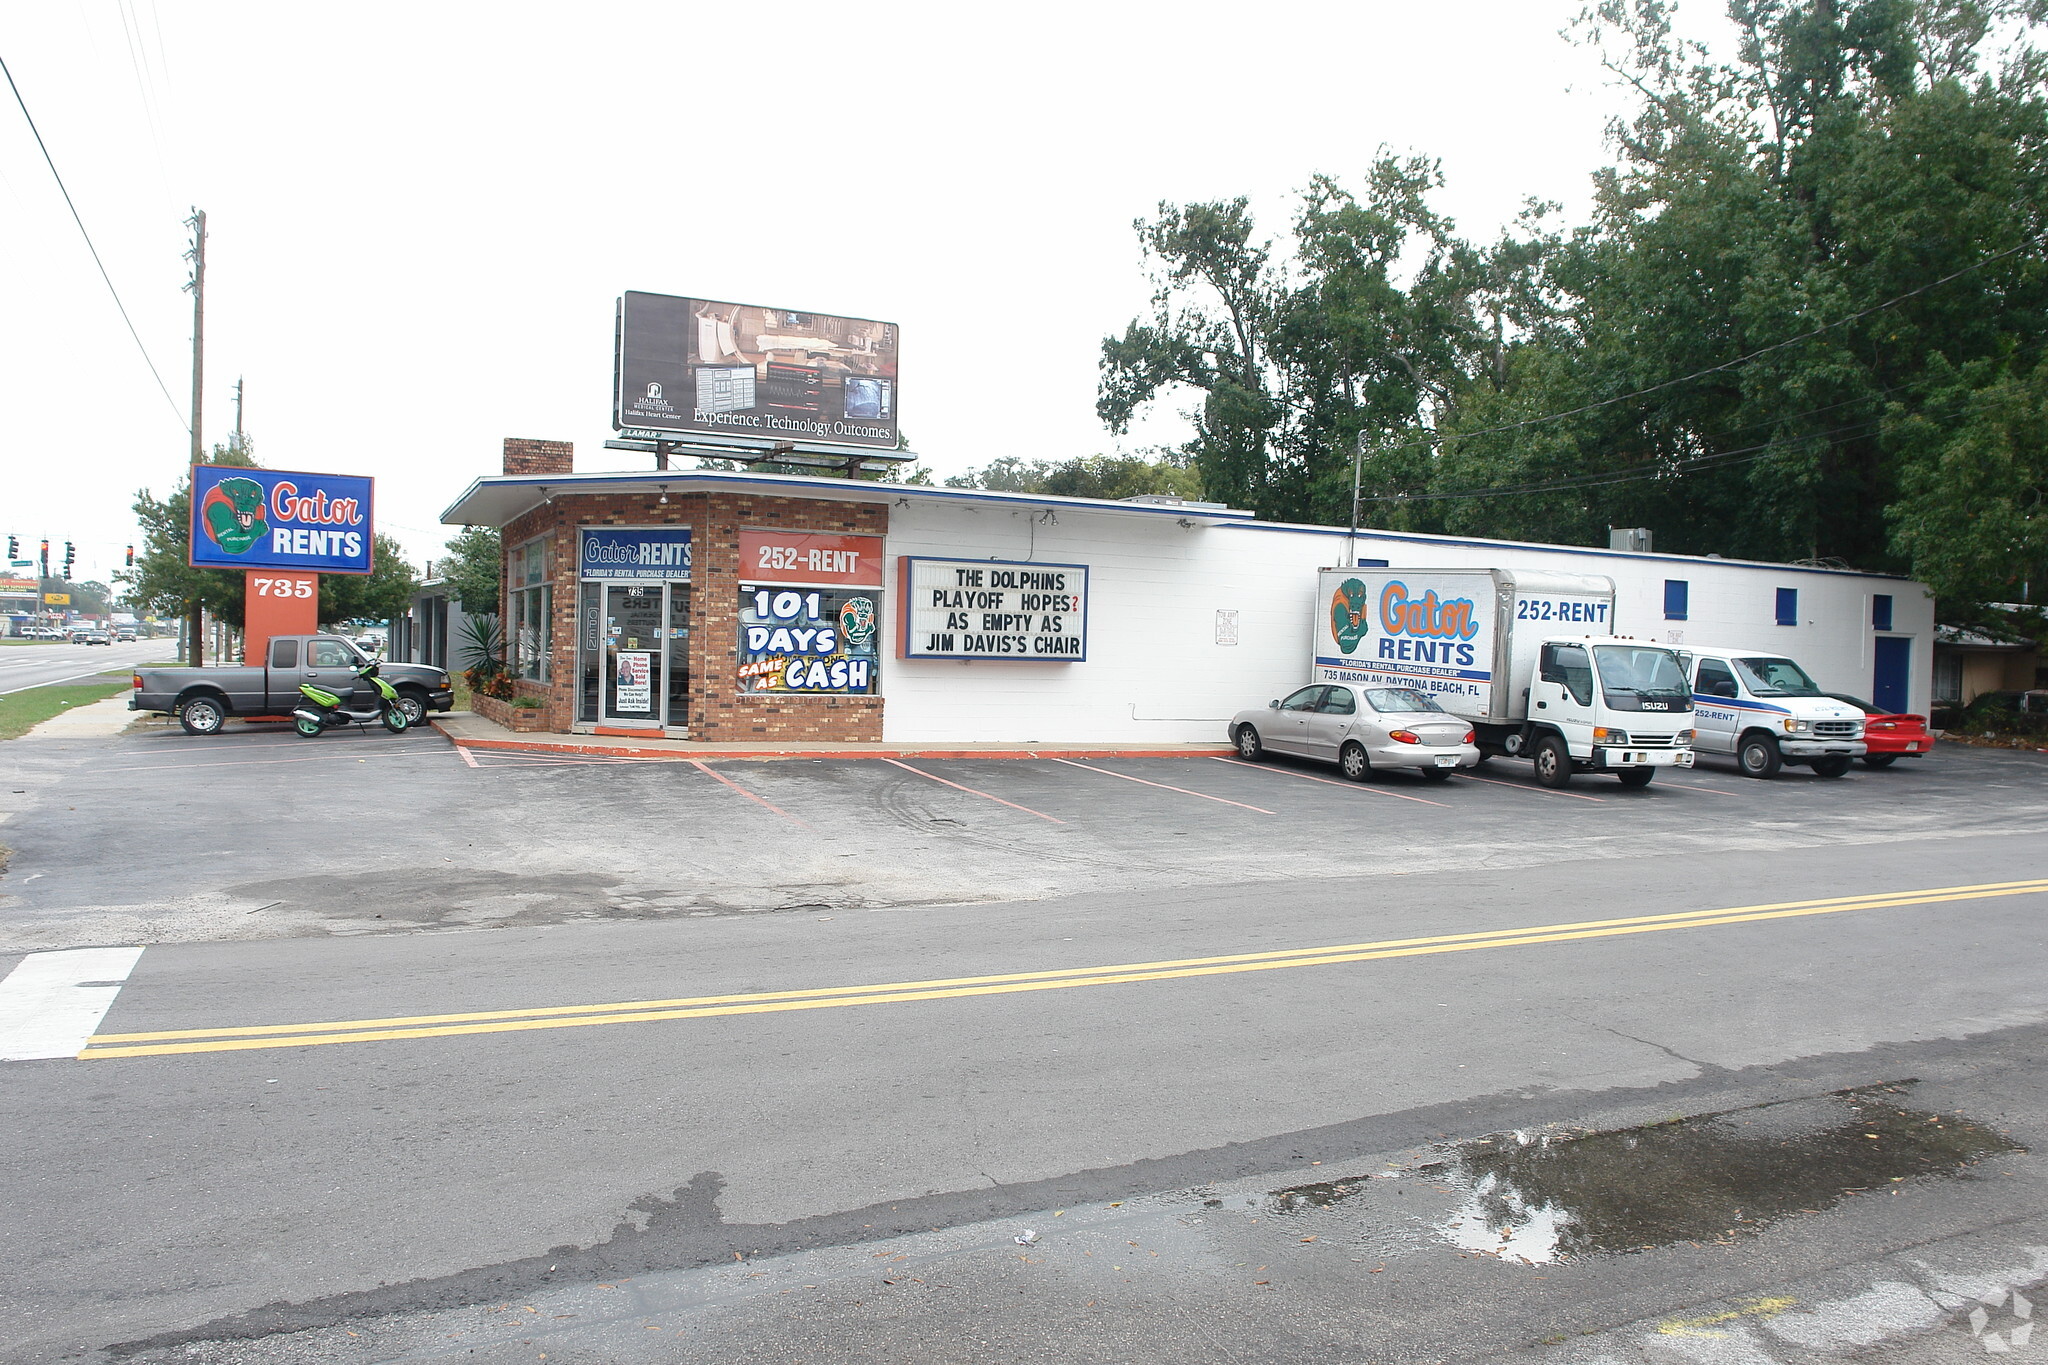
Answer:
xmin=0 ymin=2 xmax=1727 ymax=588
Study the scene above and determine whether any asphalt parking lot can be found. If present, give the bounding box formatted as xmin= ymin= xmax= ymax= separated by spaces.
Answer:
xmin=3 ymin=720 xmax=2042 ymax=953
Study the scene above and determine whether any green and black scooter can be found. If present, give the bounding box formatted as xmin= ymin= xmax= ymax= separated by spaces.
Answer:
xmin=293 ymin=659 xmax=410 ymax=738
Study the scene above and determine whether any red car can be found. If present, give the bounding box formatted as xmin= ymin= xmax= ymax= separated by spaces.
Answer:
xmin=1825 ymin=693 xmax=1933 ymax=768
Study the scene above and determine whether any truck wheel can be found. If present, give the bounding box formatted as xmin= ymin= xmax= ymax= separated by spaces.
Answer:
xmin=1235 ymin=726 xmax=1264 ymax=761
xmin=1617 ymin=768 xmax=1656 ymax=788
xmin=1532 ymin=735 xmax=1572 ymax=789
xmin=394 ymin=688 xmax=428 ymax=728
xmin=1809 ymin=755 xmax=1852 ymax=778
xmin=1738 ymin=732 xmax=1783 ymax=779
xmin=178 ymin=696 xmax=226 ymax=736
xmin=1339 ymin=741 xmax=1372 ymax=782
xmin=1861 ymin=754 xmax=1897 ymax=769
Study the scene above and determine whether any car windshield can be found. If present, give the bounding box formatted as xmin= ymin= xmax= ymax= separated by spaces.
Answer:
xmin=1735 ymin=656 xmax=1823 ymax=697
xmin=1591 ymin=645 xmax=1690 ymax=698
xmin=1362 ymin=688 xmax=1445 ymax=713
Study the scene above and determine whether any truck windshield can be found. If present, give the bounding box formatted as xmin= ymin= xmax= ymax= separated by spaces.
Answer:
xmin=1362 ymin=688 xmax=1446 ymax=713
xmin=1591 ymin=645 xmax=1690 ymax=699
xmin=1734 ymin=656 xmax=1822 ymax=697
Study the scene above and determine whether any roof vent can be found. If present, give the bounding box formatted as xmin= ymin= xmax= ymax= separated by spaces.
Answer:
xmin=1121 ymin=494 xmax=1230 ymax=510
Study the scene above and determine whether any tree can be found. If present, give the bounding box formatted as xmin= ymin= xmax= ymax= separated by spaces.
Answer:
xmin=1095 ymin=0 xmax=2048 ymax=604
xmin=439 ymin=527 xmax=502 ymax=616
xmin=120 ymin=440 xmax=260 ymax=665
xmin=318 ymin=534 xmax=418 ymax=628
xmin=944 ymin=454 xmax=1204 ymax=500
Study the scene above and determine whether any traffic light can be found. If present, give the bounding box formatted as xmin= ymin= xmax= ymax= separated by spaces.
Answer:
xmin=125 ymin=545 xmax=135 ymax=567
xmin=40 ymin=539 xmax=49 ymax=576
xmin=6 ymin=536 xmax=16 ymax=560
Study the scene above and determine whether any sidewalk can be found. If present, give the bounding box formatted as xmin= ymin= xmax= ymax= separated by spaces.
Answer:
xmin=431 ymin=710 xmax=1235 ymax=761
xmin=19 ymin=694 xmax=138 ymax=740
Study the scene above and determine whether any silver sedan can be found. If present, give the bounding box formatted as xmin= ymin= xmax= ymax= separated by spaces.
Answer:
xmin=1228 ymin=683 xmax=1479 ymax=782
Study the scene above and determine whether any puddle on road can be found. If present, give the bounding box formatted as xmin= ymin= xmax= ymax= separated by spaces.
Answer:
xmin=1262 ymin=1085 xmax=2021 ymax=1264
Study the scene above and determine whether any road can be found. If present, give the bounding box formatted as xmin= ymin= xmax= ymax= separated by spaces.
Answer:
xmin=0 ymin=638 xmax=161 ymax=695
xmin=2 ymin=727 xmax=2046 ymax=1363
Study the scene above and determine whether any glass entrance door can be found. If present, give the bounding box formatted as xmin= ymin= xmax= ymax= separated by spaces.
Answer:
xmin=603 ymin=585 xmax=665 ymax=726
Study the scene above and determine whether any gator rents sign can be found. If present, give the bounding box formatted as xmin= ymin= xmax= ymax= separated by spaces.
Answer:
xmin=188 ymin=465 xmax=375 ymax=575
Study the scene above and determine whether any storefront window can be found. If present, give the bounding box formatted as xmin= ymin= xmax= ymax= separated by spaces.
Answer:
xmin=737 ymin=585 xmax=881 ymax=695
xmin=510 ymin=536 xmax=551 ymax=683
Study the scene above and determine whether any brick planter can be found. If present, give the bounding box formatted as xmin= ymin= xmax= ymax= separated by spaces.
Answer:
xmin=473 ymin=694 xmax=551 ymax=733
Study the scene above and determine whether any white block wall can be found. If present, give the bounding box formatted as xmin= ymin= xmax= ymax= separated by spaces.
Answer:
xmin=877 ymin=504 xmax=1933 ymax=743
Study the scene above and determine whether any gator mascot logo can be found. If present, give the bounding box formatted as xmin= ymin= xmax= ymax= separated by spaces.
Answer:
xmin=200 ymin=477 xmax=268 ymax=555
xmin=1330 ymin=577 xmax=1370 ymax=652
xmin=839 ymin=596 xmax=877 ymax=648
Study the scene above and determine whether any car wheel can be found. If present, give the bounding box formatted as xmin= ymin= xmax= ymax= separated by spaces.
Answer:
xmin=1235 ymin=725 xmax=1264 ymax=761
xmin=1339 ymin=741 xmax=1371 ymax=782
xmin=1421 ymin=766 xmax=1453 ymax=783
xmin=177 ymin=696 xmax=226 ymax=736
xmin=1532 ymin=734 xmax=1572 ymax=789
xmin=1617 ymin=768 xmax=1656 ymax=788
xmin=1738 ymin=732 xmax=1783 ymax=779
xmin=1861 ymin=754 xmax=1897 ymax=769
xmin=1809 ymin=755 xmax=1852 ymax=778
xmin=395 ymin=689 xmax=428 ymax=728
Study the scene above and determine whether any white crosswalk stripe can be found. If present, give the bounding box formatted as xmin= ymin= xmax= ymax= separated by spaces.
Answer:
xmin=0 ymin=946 xmax=144 ymax=1060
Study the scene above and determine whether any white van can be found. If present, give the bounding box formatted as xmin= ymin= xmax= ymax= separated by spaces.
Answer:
xmin=1679 ymin=646 xmax=1866 ymax=778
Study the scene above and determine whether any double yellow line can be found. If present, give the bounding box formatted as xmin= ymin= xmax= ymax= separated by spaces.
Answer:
xmin=80 ymin=878 xmax=2048 ymax=1060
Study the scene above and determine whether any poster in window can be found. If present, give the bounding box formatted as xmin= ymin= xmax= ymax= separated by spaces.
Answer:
xmin=738 ymin=586 xmax=881 ymax=694
xmin=616 ymin=651 xmax=653 ymax=710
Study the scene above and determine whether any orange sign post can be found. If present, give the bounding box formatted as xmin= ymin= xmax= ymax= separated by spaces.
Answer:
xmin=244 ymin=570 xmax=320 ymax=666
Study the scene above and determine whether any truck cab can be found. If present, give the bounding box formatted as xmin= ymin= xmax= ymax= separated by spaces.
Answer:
xmin=1506 ymin=635 xmax=1697 ymax=788
xmin=1679 ymin=647 xmax=1866 ymax=778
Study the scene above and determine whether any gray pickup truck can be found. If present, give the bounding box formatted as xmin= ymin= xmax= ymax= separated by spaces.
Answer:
xmin=132 ymin=634 xmax=455 ymax=735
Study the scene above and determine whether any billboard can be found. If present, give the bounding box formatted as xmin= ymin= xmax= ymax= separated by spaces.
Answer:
xmin=188 ymin=466 xmax=375 ymax=575
xmin=614 ymin=291 xmax=900 ymax=450
xmin=899 ymin=557 xmax=1088 ymax=661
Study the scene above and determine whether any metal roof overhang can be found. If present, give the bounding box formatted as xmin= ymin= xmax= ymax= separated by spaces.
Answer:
xmin=439 ymin=468 xmax=1248 ymax=529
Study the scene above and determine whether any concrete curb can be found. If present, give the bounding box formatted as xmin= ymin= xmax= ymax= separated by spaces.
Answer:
xmin=428 ymin=718 xmax=1233 ymax=763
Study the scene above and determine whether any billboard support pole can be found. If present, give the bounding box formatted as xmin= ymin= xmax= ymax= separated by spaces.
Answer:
xmin=184 ymin=208 xmax=207 ymax=666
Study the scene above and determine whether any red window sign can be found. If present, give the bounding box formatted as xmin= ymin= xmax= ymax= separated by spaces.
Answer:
xmin=738 ymin=530 xmax=883 ymax=587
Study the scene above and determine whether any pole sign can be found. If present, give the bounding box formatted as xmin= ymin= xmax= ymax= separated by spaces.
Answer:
xmin=188 ymin=466 xmax=375 ymax=574
xmin=578 ymin=527 xmax=693 ymax=582
xmin=899 ymin=557 xmax=1088 ymax=661
xmin=614 ymin=291 xmax=900 ymax=450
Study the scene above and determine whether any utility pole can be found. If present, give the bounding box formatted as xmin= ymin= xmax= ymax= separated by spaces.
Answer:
xmin=1346 ymin=429 xmax=1367 ymax=569
xmin=232 ymin=376 xmax=244 ymax=453
xmin=183 ymin=207 xmax=206 ymax=664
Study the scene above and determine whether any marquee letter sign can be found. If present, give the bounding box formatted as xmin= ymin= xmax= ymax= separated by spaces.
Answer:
xmin=899 ymin=557 xmax=1088 ymax=661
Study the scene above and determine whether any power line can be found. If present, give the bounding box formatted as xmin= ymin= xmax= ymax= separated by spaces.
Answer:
xmin=0 ymin=50 xmax=189 ymax=434
xmin=1361 ymin=419 xmax=1884 ymax=505
xmin=1377 ymin=235 xmax=2043 ymax=455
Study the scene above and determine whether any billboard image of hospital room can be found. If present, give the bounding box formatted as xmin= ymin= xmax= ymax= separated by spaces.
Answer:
xmin=687 ymin=300 xmax=897 ymax=426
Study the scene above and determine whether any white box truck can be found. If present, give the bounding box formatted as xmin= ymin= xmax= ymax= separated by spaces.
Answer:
xmin=1314 ymin=568 xmax=1696 ymax=788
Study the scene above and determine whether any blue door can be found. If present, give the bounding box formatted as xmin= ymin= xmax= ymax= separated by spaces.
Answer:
xmin=1873 ymin=636 xmax=1911 ymax=713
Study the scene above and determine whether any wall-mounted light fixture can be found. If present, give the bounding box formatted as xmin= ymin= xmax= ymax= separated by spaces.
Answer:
xmin=658 ymin=484 xmax=670 ymax=506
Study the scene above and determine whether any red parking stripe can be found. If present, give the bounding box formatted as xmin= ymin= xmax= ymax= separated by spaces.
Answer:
xmin=685 ymin=760 xmax=808 ymax=826
xmin=1209 ymin=757 xmax=1450 ymax=807
xmin=1051 ymin=758 xmax=1274 ymax=814
xmin=1457 ymin=772 xmax=1607 ymax=802
xmin=880 ymin=758 xmax=1066 ymax=824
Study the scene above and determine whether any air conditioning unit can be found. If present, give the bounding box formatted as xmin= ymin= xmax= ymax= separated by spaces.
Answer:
xmin=1608 ymin=527 xmax=1654 ymax=553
